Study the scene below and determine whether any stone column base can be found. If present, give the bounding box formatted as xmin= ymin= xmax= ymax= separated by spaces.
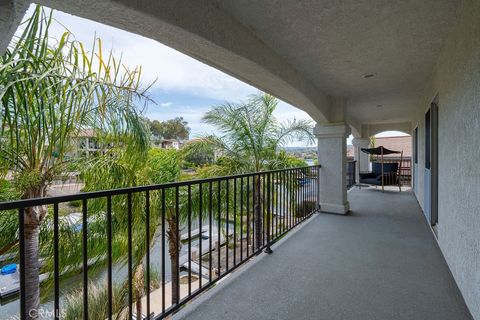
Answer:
xmin=320 ymin=202 xmax=350 ymax=214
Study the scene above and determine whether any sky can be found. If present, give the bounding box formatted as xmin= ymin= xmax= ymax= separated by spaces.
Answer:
xmin=16 ymin=5 xmax=408 ymax=146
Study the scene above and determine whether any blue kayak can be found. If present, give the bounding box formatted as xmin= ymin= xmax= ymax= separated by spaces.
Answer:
xmin=1 ymin=264 xmax=17 ymax=275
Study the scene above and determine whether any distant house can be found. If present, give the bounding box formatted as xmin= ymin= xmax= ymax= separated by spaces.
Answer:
xmin=63 ymin=128 xmax=119 ymax=159
xmin=159 ymin=139 xmax=185 ymax=150
xmin=346 ymin=145 xmax=354 ymax=159
xmin=66 ymin=128 xmax=103 ymax=158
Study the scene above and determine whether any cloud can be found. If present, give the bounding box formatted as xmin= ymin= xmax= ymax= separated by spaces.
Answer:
xmin=41 ymin=8 xmax=257 ymax=101
xmin=18 ymin=5 xmax=316 ymax=147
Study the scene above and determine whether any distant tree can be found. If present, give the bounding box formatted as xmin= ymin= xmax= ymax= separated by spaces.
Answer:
xmin=182 ymin=140 xmax=215 ymax=166
xmin=147 ymin=117 xmax=190 ymax=140
xmin=148 ymin=119 xmax=164 ymax=138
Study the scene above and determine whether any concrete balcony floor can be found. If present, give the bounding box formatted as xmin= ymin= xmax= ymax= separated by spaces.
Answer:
xmin=176 ymin=188 xmax=473 ymax=320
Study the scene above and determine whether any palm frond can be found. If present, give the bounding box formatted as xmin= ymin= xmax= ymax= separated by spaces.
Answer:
xmin=274 ymin=118 xmax=315 ymax=147
xmin=200 ymin=92 xmax=314 ymax=173
xmin=0 ymin=5 xmax=153 ymax=197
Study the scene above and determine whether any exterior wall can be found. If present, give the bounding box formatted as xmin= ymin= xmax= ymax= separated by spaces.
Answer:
xmin=412 ymin=0 xmax=480 ymax=317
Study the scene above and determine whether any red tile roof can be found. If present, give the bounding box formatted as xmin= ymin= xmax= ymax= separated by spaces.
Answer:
xmin=347 ymin=145 xmax=354 ymax=158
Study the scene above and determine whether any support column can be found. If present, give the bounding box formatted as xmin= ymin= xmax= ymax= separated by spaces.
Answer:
xmin=0 ymin=0 xmax=30 ymax=54
xmin=314 ymin=123 xmax=350 ymax=214
xmin=352 ymin=138 xmax=371 ymax=182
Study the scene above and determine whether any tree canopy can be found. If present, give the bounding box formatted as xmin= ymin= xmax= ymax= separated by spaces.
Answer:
xmin=147 ymin=117 xmax=190 ymax=140
xmin=197 ymin=93 xmax=314 ymax=175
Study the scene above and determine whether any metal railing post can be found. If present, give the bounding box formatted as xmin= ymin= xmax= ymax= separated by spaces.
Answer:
xmin=18 ymin=208 xmax=26 ymax=320
xmin=316 ymin=165 xmax=321 ymax=211
xmin=264 ymin=172 xmax=273 ymax=254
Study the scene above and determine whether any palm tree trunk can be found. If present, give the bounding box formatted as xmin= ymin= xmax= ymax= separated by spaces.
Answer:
xmin=254 ymin=176 xmax=263 ymax=250
xmin=22 ymin=186 xmax=47 ymax=320
xmin=134 ymin=263 xmax=145 ymax=320
xmin=167 ymin=218 xmax=181 ymax=305
xmin=23 ymin=209 xmax=42 ymax=319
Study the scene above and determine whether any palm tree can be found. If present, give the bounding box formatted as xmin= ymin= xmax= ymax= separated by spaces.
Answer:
xmin=142 ymin=148 xmax=188 ymax=306
xmin=0 ymin=6 xmax=151 ymax=317
xmin=200 ymin=93 xmax=314 ymax=250
xmin=82 ymin=147 xmax=194 ymax=309
xmin=80 ymin=150 xmax=158 ymax=319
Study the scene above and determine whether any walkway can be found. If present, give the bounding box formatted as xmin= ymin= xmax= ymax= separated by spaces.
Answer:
xmin=175 ymin=188 xmax=473 ymax=320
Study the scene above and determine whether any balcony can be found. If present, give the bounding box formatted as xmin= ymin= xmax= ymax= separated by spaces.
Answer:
xmin=176 ymin=187 xmax=472 ymax=320
xmin=1 ymin=162 xmax=477 ymax=320
xmin=1 ymin=166 xmax=473 ymax=319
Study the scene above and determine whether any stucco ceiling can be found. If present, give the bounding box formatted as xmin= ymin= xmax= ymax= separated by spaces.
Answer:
xmin=27 ymin=0 xmax=460 ymax=128
xmin=214 ymin=0 xmax=460 ymax=124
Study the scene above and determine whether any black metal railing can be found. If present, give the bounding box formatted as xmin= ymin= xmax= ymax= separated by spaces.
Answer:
xmin=0 ymin=165 xmax=320 ymax=320
xmin=382 ymin=157 xmax=412 ymax=186
xmin=346 ymin=160 xmax=356 ymax=189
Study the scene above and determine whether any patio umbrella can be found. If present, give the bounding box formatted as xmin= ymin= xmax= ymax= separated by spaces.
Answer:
xmin=360 ymin=146 xmax=401 ymax=155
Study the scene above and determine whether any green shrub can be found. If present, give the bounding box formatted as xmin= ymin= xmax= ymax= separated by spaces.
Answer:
xmin=69 ymin=200 xmax=82 ymax=208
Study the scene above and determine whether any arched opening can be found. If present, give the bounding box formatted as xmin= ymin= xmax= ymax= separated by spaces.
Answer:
xmin=369 ymin=131 xmax=412 ymax=189
xmin=372 ymin=130 xmax=410 ymax=138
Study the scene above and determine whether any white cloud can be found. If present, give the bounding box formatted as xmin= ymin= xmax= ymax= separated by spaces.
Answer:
xmin=160 ymin=102 xmax=173 ymax=107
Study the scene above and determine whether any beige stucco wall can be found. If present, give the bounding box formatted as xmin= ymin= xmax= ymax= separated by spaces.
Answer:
xmin=413 ymin=0 xmax=480 ymax=318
